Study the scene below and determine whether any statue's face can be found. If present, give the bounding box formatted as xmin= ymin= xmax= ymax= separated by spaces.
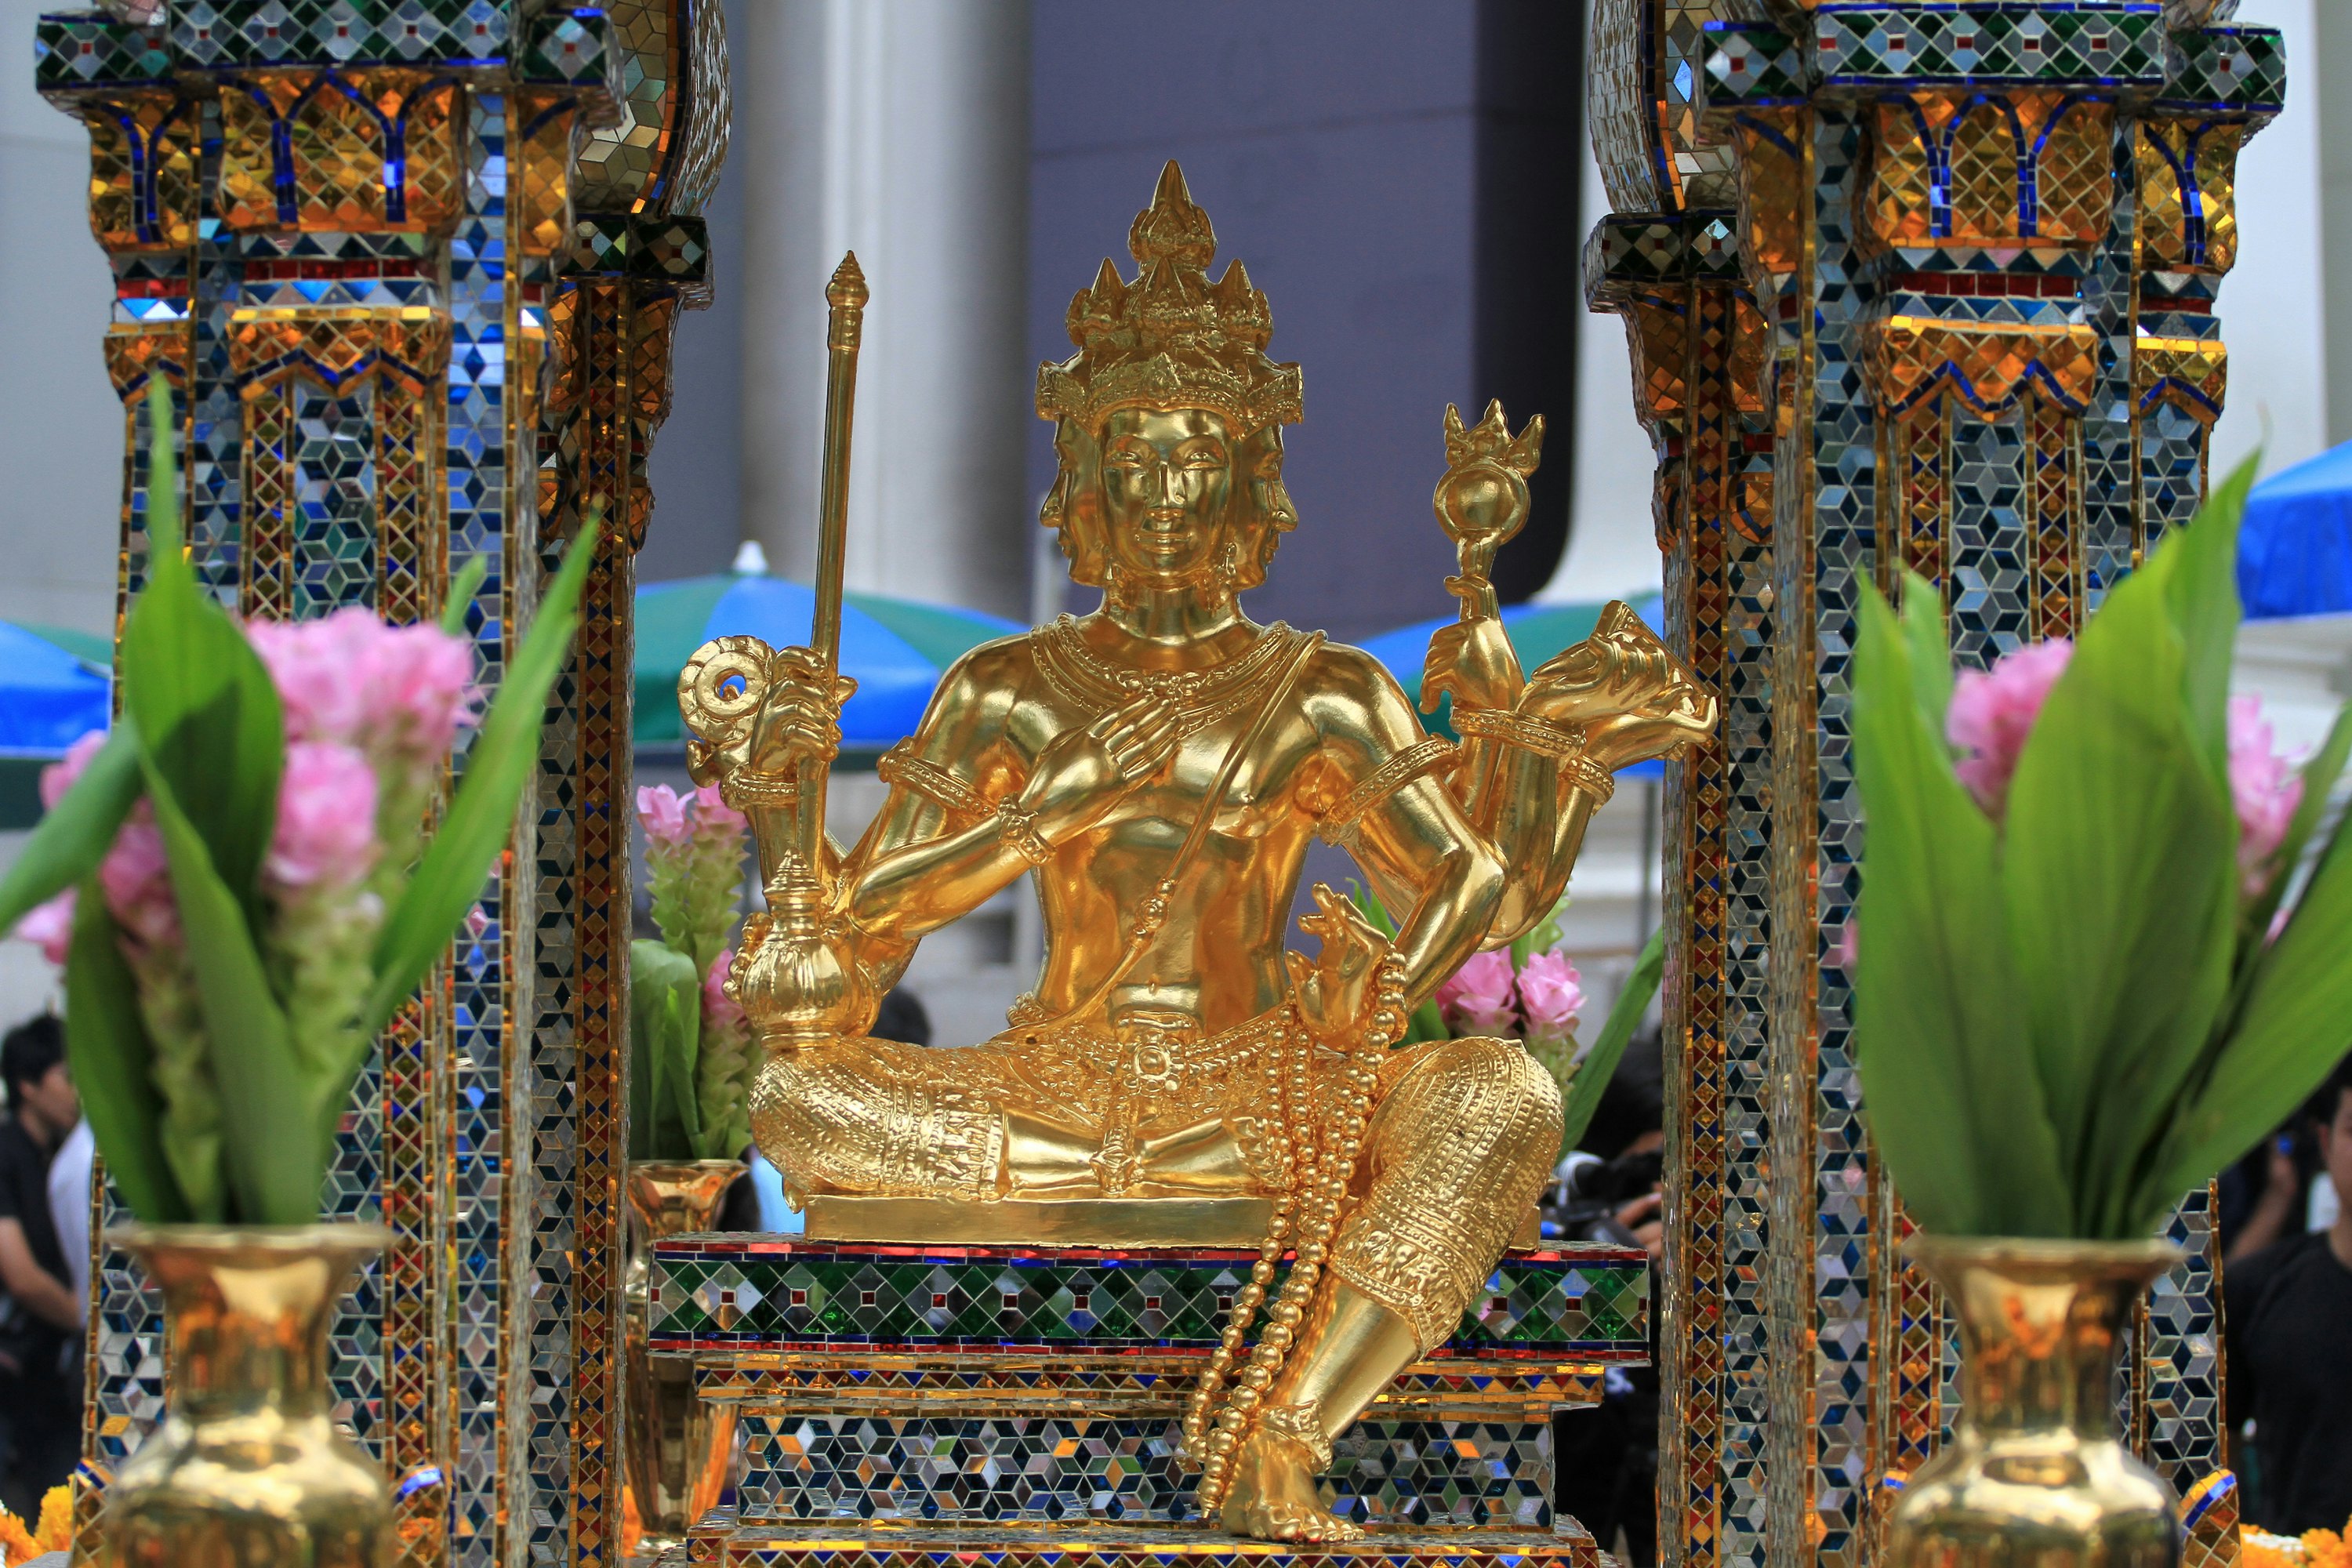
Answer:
xmin=1095 ymin=407 xmax=1235 ymax=583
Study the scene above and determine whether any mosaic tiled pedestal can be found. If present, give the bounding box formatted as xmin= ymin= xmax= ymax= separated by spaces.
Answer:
xmin=648 ymin=1239 xmax=1650 ymax=1568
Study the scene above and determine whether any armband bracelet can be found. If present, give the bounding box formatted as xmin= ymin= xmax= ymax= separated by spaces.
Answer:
xmin=995 ymin=800 xmax=1056 ymax=866
xmin=1559 ymin=753 xmax=1616 ymax=804
xmin=1452 ymin=706 xmax=1582 ymax=760
xmin=877 ymin=742 xmax=991 ymax=820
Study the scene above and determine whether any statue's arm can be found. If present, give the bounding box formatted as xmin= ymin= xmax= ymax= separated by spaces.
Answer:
xmin=1303 ymin=648 xmax=1505 ymax=1010
xmin=838 ymin=642 xmax=1043 ymax=942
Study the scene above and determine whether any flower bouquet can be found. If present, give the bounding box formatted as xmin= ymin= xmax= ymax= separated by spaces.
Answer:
xmin=0 ymin=380 xmax=596 ymax=1567
xmin=1358 ymin=887 xmax=1664 ymax=1159
xmin=1850 ymin=460 xmax=2352 ymax=1568
xmin=622 ymin=783 xmax=756 ymax=1549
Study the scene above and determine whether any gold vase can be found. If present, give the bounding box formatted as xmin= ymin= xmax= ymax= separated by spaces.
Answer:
xmin=622 ymin=1160 xmax=741 ymax=1555
xmin=1887 ymin=1236 xmax=2184 ymax=1568
xmin=103 ymin=1223 xmax=391 ymax=1568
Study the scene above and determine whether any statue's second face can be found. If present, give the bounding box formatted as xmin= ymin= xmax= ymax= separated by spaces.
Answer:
xmin=1096 ymin=406 xmax=1235 ymax=585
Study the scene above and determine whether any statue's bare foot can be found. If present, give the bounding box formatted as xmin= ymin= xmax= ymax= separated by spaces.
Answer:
xmin=1218 ymin=1428 xmax=1364 ymax=1543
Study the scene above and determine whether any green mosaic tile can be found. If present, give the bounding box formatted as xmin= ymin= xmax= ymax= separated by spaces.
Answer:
xmin=1700 ymin=22 xmax=1807 ymax=110
xmin=557 ymin=214 xmax=713 ymax=291
xmin=34 ymin=13 xmax=173 ymax=94
xmin=167 ymin=0 xmax=510 ymax=70
xmin=648 ymin=1243 xmax=1650 ymax=1359
xmin=2157 ymin=25 xmax=2285 ymax=116
xmin=517 ymin=5 xmax=608 ymax=85
xmin=1584 ymin=212 xmax=1744 ymax=310
xmin=1814 ymin=5 xmax=2167 ymax=89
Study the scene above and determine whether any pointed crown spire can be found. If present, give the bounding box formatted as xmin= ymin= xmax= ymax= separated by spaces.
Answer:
xmin=1036 ymin=161 xmax=1303 ymax=436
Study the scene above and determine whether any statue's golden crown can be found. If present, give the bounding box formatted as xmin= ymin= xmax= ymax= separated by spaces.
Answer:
xmin=1036 ymin=161 xmax=1304 ymax=437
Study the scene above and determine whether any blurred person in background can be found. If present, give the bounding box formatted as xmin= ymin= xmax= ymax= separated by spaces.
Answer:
xmin=2227 ymin=1057 xmax=2352 ymax=1535
xmin=1548 ymin=1028 xmax=1664 ymax=1568
xmin=0 ymin=1016 xmax=83 ymax=1515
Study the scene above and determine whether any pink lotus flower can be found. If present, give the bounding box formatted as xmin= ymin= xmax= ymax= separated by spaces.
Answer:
xmin=40 ymin=730 xmax=106 ymax=811
xmin=2228 ymin=695 xmax=2303 ymax=897
xmin=691 ymin=782 xmax=747 ymax=837
xmin=1831 ymin=920 xmax=1860 ymax=974
xmin=247 ymin=608 xmax=475 ymax=778
xmin=703 ymin=951 xmax=744 ymax=1029
xmin=637 ymin=784 xmax=691 ymax=846
xmin=266 ymin=742 xmax=379 ymax=891
xmin=1948 ymin=638 xmax=2074 ymax=816
xmin=1517 ymin=951 xmax=1584 ymax=1040
xmin=1439 ymin=949 xmax=1519 ymax=1033
xmin=16 ymin=890 xmax=74 ymax=966
xmin=98 ymin=811 xmax=178 ymax=949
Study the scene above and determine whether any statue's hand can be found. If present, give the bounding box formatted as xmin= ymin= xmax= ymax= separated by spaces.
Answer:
xmin=1421 ymin=614 xmax=1523 ymax=717
xmin=1018 ymin=691 xmax=1179 ymax=843
xmin=681 ymin=638 xmax=858 ymax=789
xmin=1518 ymin=603 xmax=1717 ymax=771
xmin=1285 ymin=883 xmax=1395 ymax=1045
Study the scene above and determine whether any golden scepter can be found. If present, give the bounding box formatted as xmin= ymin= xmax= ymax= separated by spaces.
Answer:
xmin=795 ymin=252 xmax=869 ymax=877
xmin=676 ymin=253 xmax=876 ymax=1050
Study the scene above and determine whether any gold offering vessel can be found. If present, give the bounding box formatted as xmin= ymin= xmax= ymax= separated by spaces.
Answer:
xmin=621 ymin=1161 xmax=742 ymax=1555
xmin=679 ymin=162 xmax=1715 ymax=1541
xmin=101 ymin=1224 xmax=390 ymax=1568
xmin=1886 ymin=1237 xmax=2185 ymax=1568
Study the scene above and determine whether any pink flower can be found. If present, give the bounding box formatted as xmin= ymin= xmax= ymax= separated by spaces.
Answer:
xmin=247 ymin=609 xmax=475 ymax=774
xmin=637 ymin=784 xmax=691 ymax=846
xmin=703 ymin=951 xmax=744 ymax=1029
xmin=2228 ymin=695 xmax=2303 ymax=898
xmin=691 ymin=782 xmax=746 ymax=837
xmin=1439 ymin=949 xmax=1519 ymax=1033
xmin=14 ymin=889 xmax=75 ymax=967
xmin=1831 ymin=920 xmax=1860 ymax=975
xmin=98 ymin=811 xmax=179 ymax=949
xmin=1517 ymin=951 xmax=1584 ymax=1039
xmin=1948 ymin=638 xmax=2074 ymax=817
xmin=266 ymin=742 xmax=379 ymax=891
xmin=40 ymin=730 xmax=107 ymax=811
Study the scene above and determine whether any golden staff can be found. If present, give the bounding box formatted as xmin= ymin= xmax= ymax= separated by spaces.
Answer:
xmin=797 ymin=252 xmax=869 ymax=877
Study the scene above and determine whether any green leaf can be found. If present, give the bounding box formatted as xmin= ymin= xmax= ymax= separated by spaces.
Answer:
xmin=140 ymin=765 xmax=319 ymax=1225
xmin=2143 ymin=793 xmax=2352 ymax=1218
xmin=2162 ymin=452 xmax=2257 ymax=770
xmin=1559 ymin=925 xmax=1664 ymax=1156
xmin=441 ymin=556 xmax=488 ymax=637
xmin=1895 ymin=570 xmax=1955 ymax=736
xmin=1998 ymin=524 xmax=2238 ymax=1236
xmin=629 ymin=938 xmax=703 ymax=1161
xmin=1851 ymin=583 xmax=2068 ymax=1236
xmin=0 ymin=724 xmax=143 ymax=936
xmin=64 ymin=879 xmax=190 ymax=1224
xmin=363 ymin=521 xmax=600 ymax=1040
xmin=120 ymin=382 xmax=283 ymax=916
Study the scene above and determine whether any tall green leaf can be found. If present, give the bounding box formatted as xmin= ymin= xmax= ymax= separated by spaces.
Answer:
xmin=2161 ymin=454 xmax=2257 ymax=773
xmin=1851 ymin=583 xmax=2067 ymax=1236
xmin=1998 ymin=522 xmax=2238 ymax=1236
xmin=1558 ymin=924 xmax=1665 ymax=1156
xmin=2142 ymin=792 xmax=2352 ymax=1216
xmin=64 ymin=878 xmax=190 ymax=1224
xmin=1896 ymin=571 xmax=1955 ymax=736
xmin=0 ymin=724 xmax=143 ymax=935
xmin=120 ymin=381 xmax=284 ymax=919
xmin=362 ymin=521 xmax=601 ymax=1040
xmin=140 ymin=766 xmax=320 ymax=1225
xmin=629 ymin=938 xmax=704 ymax=1162
xmin=440 ymin=556 xmax=488 ymax=637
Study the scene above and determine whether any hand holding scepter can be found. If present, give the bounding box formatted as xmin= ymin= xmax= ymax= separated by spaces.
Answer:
xmin=1419 ymin=400 xmax=1542 ymax=717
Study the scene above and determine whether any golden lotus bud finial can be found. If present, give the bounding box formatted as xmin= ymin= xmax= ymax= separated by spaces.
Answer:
xmin=1432 ymin=400 xmax=1544 ymax=620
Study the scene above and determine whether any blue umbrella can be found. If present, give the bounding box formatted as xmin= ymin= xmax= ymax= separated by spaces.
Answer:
xmin=0 ymin=621 xmax=111 ymax=829
xmin=0 ymin=622 xmax=110 ymax=757
xmin=636 ymin=570 xmax=1023 ymax=757
xmin=2240 ymin=440 xmax=2352 ymax=620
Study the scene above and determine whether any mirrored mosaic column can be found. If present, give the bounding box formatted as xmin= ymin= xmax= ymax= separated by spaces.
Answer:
xmin=34 ymin=9 xmax=621 ymax=1568
xmin=1584 ymin=5 xmax=2286 ymax=1568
